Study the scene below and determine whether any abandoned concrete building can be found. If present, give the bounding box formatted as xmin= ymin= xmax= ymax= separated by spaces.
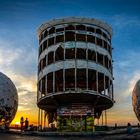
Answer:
xmin=37 ymin=17 xmax=114 ymax=131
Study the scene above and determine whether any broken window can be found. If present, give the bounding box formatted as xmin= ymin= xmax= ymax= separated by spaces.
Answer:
xmin=41 ymin=33 xmax=43 ymax=41
xmin=39 ymin=44 xmax=43 ymax=55
xmin=88 ymin=69 xmax=96 ymax=91
xmin=76 ymin=48 xmax=86 ymax=60
xmin=88 ymin=50 xmax=96 ymax=61
xmin=56 ymin=28 xmax=64 ymax=32
xmin=56 ymin=35 xmax=64 ymax=43
xmin=96 ymin=37 xmax=102 ymax=47
xmin=42 ymin=76 xmax=46 ymax=94
xmin=44 ymin=30 xmax=48 ymax=38
xmin=49 ymin=27 xmax=55 ymax=35
xmin=98 ymin=72 xmax=104 ymax=93
xmin=104 ymin=56 xmax=109 ymax=68
xmin=42 ymin=56 xmax=46 ymax=68
xmin=55 ymin=70 xmax=63 ymax=92
xmin=55 ymin=46 xmax=64 ymax=61
xmin=48 ymin=37 xmax=54 ymax=47
xmin=103 ymin=40 xmax=108 ymax=50
xmin=108 ymin=44 xmax=112 ymax=55
xmin=96 ymin=28 xmax=102 ymax=35
xmin=77 ymin=69 xmax=86 ymax=89
xmin=76 ymin=34 xmax=86 ymax=42
xmin=65 ymin=69 xmax=75 ymax=90
xmin=108 ymin=60 xmax=112 ymax=72
xmin=105 ymin=76 xmax=109 ymax=89
xmin=65 ymin=25 xmax=75 ymax=30
xmin=48 ymin=52 xmax=54 ymax=65
xmin=97 ymin=53 xmax=104 ymax=65
xmin=87 ymin=35 xmax=95 ymax=43
xmin=43 ymin=40 xmax=47 ymax=50
xmin=65 ymin=31 xmax=75 ymax=41
xmin=87 ymin=27 xmax=95 ymax=33
xmin=47 ymin=72 xmax=53 ymax=93
xmin=76 ymin=25 xmax=86 ymax=30
xmin=65 ymin=48 xmax=75 ymax=59
xmin=103 ymin=32 xmax=107 ymax=39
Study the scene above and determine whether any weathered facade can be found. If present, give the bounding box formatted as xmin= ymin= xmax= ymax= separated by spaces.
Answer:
xmin=37 ymin=17 xmax=114 ymax=131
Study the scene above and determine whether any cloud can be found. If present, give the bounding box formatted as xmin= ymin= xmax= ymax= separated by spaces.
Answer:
xmin=0 ymin=41 xmax=22 ymax=65
xmin=108 ymin=38 xmax=140 ymax=125
xmin=129 ymin=71 xmax=140 ymax=94
xmin=108 ymin=68 xmax=140 ymax=125
xmin=0 ymin=34 xmax=38 ymax=112
xmin=110 ymin=15 xmax=140 ymax=28
xmin=0 ymin=35 xmax=38 ymax=77
xmin=2 ymin=71 xmax=38 ymax=111
xmin=18 ymin=90 xmax=37 ymax=111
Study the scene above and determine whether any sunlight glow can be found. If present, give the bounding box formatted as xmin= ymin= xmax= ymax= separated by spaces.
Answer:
xmin=15 ymin=122 xmax=20 ymax=125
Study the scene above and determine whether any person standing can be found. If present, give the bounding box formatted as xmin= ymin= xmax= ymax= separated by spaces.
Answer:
xmin=20 ymin=117 xmax=24 ymax=132
xmin=127 ymin=122 xmax=132 ymax=134
xmin=25 ymin=118 xmax=29 ymax=130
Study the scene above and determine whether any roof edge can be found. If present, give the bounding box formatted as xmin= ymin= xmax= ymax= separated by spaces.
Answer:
xmin=37 ymin=17 xmax=112 ymax=37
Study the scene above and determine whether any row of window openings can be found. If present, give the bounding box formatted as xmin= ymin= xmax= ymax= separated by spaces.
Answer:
xmin=38 ymin=50 xmax=112 ymax=73
xmin=39 ymin=25 xmax=111 ymax=43
xmin=39 ymin=34 xmax=112 ymax=55
xmin=38 ymin=70 xmax=112 ymax=95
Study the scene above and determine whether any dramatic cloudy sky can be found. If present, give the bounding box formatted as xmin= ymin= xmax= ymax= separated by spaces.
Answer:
xmin=0 ymin=0 xmax=140 ymax=125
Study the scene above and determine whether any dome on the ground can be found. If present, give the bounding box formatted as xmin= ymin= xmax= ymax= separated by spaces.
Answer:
xmin=132 ymin=79 xmax=140 ymax=122
xmin=0 ymin=72 xmax=18 ymax=128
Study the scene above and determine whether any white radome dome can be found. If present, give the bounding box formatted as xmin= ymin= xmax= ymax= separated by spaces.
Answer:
xmin=0 ymin=72 xmax=18 ymax=128
xmin=132 ymin=79 xmax=140 ymax=122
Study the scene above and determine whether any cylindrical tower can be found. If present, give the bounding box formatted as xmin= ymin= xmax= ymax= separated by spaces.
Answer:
xmin=37 ymin=17 xmax=114 ymax=131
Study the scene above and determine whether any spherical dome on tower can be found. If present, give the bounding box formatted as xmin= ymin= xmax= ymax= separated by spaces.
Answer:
xmin=0 ymin=72 xmax=18 ymax=128
xmin=132 ymin=79 xmax=140 ymax=122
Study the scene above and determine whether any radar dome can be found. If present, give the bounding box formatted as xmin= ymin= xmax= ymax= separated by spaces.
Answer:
xmin=132 ymin=79 xmax=140 ymax=122
xmin=0 ymin=72 xmax=18 ymax=128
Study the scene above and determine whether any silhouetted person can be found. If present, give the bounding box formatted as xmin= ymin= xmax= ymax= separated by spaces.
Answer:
xmin=25 ymin=118 xmax=29 ymax=130
xmin=127 ymin=122 xmax=132 ymax=134
xmin=20 ymin=117 xmax=24 ymax=132
xmin=138 ymin=123 xmax=140 ymax=128
xmin=115 ymin=123 xmax=117 ymax=129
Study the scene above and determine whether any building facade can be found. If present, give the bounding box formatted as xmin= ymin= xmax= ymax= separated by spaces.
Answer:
xmin=37 ymin=17 xmax=114 ymax=131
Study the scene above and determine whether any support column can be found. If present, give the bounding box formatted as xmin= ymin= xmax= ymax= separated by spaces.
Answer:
xmin=46 ymin=54 xmax=48 ymax=94
xmin=75 ymin=30 xmax=77 ymax=91
xmin=86 ymin=30 xmax=88 ymax=90
xmin=86 ymin=47 xmax=88 ymax=90
xmin=112 ymin=83 xmax=114 ymax=101
xmin=105 ymin=110 xmax=107 ymax=126
xmin=96 ymin=71 xmax=98 ymax=93
xmin=101 ymin=112 xmax=103 ymax=126
xmin=63 ymin=27 xmax=66 ymax=92
xmin=53 ymin=52 xmax=55 ymax=93
xmin=95 ymin=37 xmax=98 ymax=93
xmin=108 ymin=79 xmax=110 ymax=98
xmin=104 ymin=75 xmax=105 ymax=95
xmin=38 ymin=108 xmax=40 ymax=127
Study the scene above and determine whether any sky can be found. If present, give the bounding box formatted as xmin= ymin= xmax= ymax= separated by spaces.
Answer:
xmin=0 ymin=0 xmax=140 ymax=126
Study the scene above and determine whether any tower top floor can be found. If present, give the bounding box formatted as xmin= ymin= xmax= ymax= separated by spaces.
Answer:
xmin=37 ymin=17 xmax=112 ymax=38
